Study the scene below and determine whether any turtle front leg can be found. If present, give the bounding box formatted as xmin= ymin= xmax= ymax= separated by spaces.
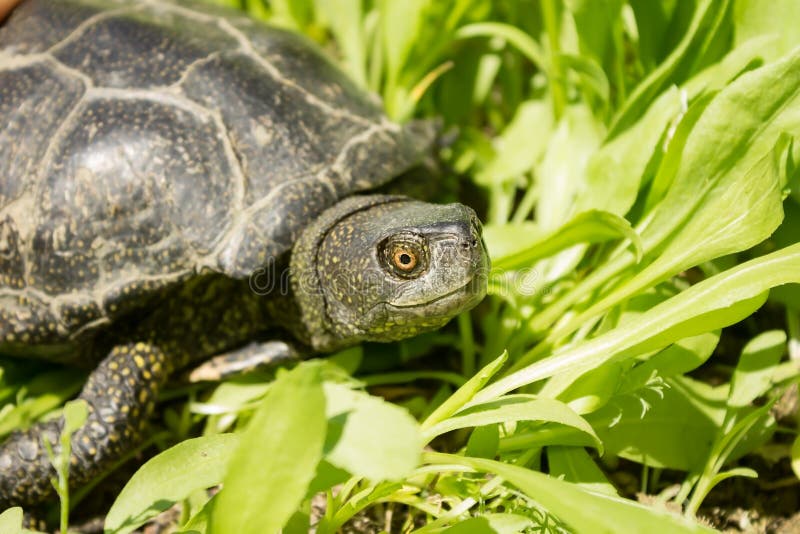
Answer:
xmin=0 ymin=342 xmax=169 ymax=508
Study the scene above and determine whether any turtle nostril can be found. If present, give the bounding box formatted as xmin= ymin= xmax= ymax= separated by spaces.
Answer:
xmin=471 ymin=238 xmax=478 ymax=248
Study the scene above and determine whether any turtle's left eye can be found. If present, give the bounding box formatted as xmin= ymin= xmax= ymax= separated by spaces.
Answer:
xmin=393 ymin=246 xmax=418 ymax=271
xmin=381 ymin=236 xmax=427 ymax=278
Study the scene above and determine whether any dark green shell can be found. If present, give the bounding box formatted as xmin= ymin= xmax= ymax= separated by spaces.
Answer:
xmin=0 ymin=0 xmax=429 ymax=353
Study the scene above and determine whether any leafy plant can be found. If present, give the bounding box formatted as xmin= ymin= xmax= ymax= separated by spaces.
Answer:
xmin=3 ymin=0 xmax=800 ymax=532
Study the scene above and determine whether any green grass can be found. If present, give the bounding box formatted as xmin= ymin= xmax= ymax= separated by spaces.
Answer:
xmin=4 ymin=0 xmax=800 ymax=532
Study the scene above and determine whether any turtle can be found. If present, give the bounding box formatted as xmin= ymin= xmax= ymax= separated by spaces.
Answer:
xmin=0 ymin=0 xmax=489 ymax=512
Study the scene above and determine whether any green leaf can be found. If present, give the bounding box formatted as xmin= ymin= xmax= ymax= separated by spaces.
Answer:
xmin=212 ymin=362 xmax=327 ymax=534
xmin=547 ymin=446 xmax=618 ymax=496
xmin=105 ymin=434 xmax=238 ymax=534
xmin=176 ymin=493 xmax=216 ymax=534
xmin=581 ymin=86 xmax=682 ymax=218
xmin=380 ymin=0 xmax=426 ymax=95
xmin=549 ymin=125 xmax=787 ymax=344
xmin=0 ymin=369 xmax=84 ymax=439
xmin=266 ymin=0 xmax=312 ymax=29
xmin=561 ymin=53 xmax=611 ymax=106
xmin=474 ymin=100 xmax=553 ymax=186
xmin=564 ymin=0 xmax=624 ymax=67
xmin=425 ymin=452 xmax=716 ymax=534
xmin=465 ymin=424 xmax=499 ymax=459
xmin=323 ymin=383 xmax=422 ymax=480
xmin=609 ymin=0 xmax=731 ymax=137
xmin=491 ymin=209 xmax=642 ymax=271
xmin=477 ymin=242 xmax=800 ymax=404
xmin=621 ymin=331 xmax=720 ymax=392
xmin=314 ymin=0 xmax=367 ymax=86
xmin=456 ymin=22 xmax=547 ymax=71
xmin=424 ymin=396 xmax=602 ymax=452
xmin=0 ymin=507 xmax=22 ymax=534
xmin=708 ymin=467 xmax=758 ymax=488
xmin=441 ymin=517 xmax=495 ymax=534
xmin=535 ymin=105 xmax=605 ymax=232
xmin=734 ymin=0 xmax=800 ymax=59
xmin=421 ymin=351 xmax=507 ymax=431
xmin=62 ymin=399 xmax=88 ymax=435
xmin=728 ymin=330 xmax=787 ymax=408
xmin=589 ymin=376 xmax=726 ymax=471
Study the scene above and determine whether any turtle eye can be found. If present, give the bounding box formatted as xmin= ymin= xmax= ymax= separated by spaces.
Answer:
xmin=393 ymin=247 xmax=418 ymax=271
xmin=381 ymin=236 xmax=427 ymax=278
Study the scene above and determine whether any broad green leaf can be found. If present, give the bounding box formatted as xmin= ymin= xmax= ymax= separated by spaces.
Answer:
xmin=642 ymin=92 xmax=715 ymax=213
xmin=734 ymin=0 xmax=800 ymax=59
xmin=532 ymin=101 xmax=788 ymax=341
xmin=482 ymin=221 xmax=544 ymax=262
xmin=491 ymin=210 xmax=642 ymax=271
xmin=421 ymin=351 xmax=507 ymax=430
xmin=567 ymin=133 xmax=786 ymax=332
xmin=536 ymin=105 xmax=605 ymax=232
xmin=425 ymin=452 xmax=716 ymax=534
xmin=547 ymin=446 xmax=618 ymax=496
xmin=0 ymin=507 xmax=22 ymax=534
xmin=477 ymin=242 xmax=800 ymax=404
xmin=589 ymin=376 xmax=726 ymax=471
xmin=105 ymin=434 xmax=238 ymax=534
xmin=621 ymin=331 xmax=720 ymax=392
xmin=579 ymin=35 xmax=777 ymax=223
xmin=465 ymin=424 xmax=499 ymax=459
xmin=580 ymin=85 xmax=681 ymax=218
xmin=474 ymin=100 xmax=553 ymax=186
xmin=212 ymin=362 xmax=327 ymax=534
xmin=728 ymin=330 xmax=787 ymax=408
xmin=323 ymin=383 xmax=422 ymax=480
xmin=424 ymin=396 xmax=602 ymax=452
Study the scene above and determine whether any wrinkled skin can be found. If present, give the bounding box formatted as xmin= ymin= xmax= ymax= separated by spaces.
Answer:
xmin=291 ymin=195 xmax=489 ymax=351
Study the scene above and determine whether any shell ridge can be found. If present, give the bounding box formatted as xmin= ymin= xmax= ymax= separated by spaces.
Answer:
xmin=45 ymin=4 xmax=141 ymax=56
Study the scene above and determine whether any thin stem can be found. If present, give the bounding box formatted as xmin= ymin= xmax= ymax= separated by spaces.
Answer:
xmin=541 ymin=0 xmax=566 ymax=120
xmin=458 ymin=312 xmax=476 ymax=377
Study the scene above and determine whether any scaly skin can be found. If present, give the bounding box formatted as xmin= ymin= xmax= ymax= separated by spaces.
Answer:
xmin=0 ymin=0 xmax=489 ymax=518
xmin=0 ymin=195 xmax=488 ymax=512
xmin=0 ymin=343 xmax=168 ymax=506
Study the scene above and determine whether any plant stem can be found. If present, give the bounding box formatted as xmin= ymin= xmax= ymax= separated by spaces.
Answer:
xmin=541 ymin=0 xmax=566 ymax=120
xmin=458 ymin=312 xmax=476 ymax=377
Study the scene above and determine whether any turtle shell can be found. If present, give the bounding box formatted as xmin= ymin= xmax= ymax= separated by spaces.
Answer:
xmin=0 ymin=0 xmax=431 ymax=351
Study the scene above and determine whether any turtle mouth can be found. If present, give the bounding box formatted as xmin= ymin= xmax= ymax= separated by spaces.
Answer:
xmin=387 ymin=276 xmax=484 ymax=310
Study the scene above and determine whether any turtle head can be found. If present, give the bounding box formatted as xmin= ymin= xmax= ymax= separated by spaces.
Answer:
xmin=291 ymin=195 xmax=489 ymax=351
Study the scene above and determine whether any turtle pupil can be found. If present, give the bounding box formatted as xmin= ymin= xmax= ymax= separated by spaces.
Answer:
xmin=400 ymin=254 xmax=411 ymax=265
